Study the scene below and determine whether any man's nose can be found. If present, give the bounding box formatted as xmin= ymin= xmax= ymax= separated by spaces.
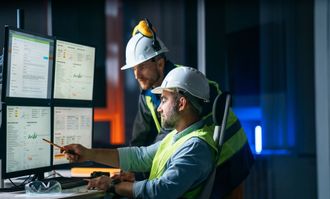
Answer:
xmin=157 ymin=104 xmax=162 ymax=112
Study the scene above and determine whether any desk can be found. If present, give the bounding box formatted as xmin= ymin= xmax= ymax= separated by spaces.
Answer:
xmin=0 ymin=185 xmax=105 ymax=199
xmin=0 ymin=168 xmax=120 ymax=199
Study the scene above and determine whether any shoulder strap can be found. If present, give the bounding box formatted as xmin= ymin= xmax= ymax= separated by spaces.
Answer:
xmin=145 ymin=95 xmax=161 ymax=133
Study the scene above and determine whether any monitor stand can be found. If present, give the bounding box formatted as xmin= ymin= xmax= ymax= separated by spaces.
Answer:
xmin=33 ymin=172 xmax=45 ymax=181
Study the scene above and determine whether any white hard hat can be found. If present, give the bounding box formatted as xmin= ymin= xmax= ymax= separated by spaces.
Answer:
xmin=121 ymin=33 xmax=168 ymax=70
xmin=152 ymin=67 xmax=210 ymax=102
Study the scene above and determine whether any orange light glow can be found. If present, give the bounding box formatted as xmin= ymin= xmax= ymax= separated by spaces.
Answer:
xmin=94 ymin=2 xmax=125 ymax=145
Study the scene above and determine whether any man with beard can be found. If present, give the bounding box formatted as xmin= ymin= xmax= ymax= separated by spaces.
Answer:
xmin=122 ymin=19 xmax=254 ymax=198
xmin=63 ymin=67 xmax=218 ymax=199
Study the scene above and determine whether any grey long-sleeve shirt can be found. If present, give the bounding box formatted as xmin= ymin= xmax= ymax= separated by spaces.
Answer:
xmin=118 ymin=120 xmax=214 ymax=199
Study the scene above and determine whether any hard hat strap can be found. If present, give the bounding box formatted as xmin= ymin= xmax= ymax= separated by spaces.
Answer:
xmin=131 ymin=19 xmax=161 ymax=52
xmin=144 ymin=18 xmax=161 ymax=51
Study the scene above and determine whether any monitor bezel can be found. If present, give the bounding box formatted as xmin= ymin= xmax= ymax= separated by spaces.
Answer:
xmin=2 ymin=26 xmax=55 ymax=103
xmin=51 ymin=105 xmax=94 ymax=170
xmin=0 ymin=27 xmax=96 ymax=180
xmin=1 ymin=104 xmax=52 ymax=179
xmin=52 ymin=38 xmax=96 ymax=104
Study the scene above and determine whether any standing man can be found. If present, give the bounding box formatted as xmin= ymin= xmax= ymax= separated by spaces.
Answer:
xmin=64 ymin=67 xmax=218 ymax=199
xmin=121 ymin=19 xmax=175 ymax=146
xmin=122 ymin=19 xmax=254 ymax=198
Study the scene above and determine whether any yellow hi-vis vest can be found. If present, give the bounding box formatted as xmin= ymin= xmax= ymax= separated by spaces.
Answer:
xmin=146 ymin=93 xmax=248 ymax=167
xmin=149 ymin=125 xmax=218 ymax=199
xmin=215 ymin=110 xmax=247 ymax=165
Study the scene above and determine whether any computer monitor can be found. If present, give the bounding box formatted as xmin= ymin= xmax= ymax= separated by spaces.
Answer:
xmin=53 ymin=40 xmax=95 ymax=101
xmin=2 ymin=26 xmax=54 ymax=100
xmin=52 ymin=106 xmax=93 ymax=166
xmin=3 ymin=105 xmax=51 ymax=179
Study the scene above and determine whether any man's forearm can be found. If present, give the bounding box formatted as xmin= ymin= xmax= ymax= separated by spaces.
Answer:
xmin=89 ymin=148 xmax=120 ymax=167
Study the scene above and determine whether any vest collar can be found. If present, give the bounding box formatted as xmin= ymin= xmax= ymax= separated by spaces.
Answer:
xmin=173 ymin=119 xmax=205 ymax=143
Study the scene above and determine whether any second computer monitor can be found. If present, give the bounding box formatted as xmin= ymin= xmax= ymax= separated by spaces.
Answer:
xmin=4 ymin=105 xmax=51 ymax=178
xmin=52 ymin=106 xmax=93 ymax=165
xmin=3 ymin=27 xmax=54 ymax=100
xmin=53 ymin=40 xmax=95 ymax=101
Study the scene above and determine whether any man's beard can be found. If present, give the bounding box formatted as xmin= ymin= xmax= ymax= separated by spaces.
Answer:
xmin=161 ymin=102 xmax=180 ymax=129
xmin=137 ymin=69 xmax=161 ymax=90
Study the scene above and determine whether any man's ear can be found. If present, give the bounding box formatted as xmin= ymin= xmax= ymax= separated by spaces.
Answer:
xmin=178 ymin=96 xmax=187 ymax=112
xmin=156 ymin=57 xmax=165 ymax=71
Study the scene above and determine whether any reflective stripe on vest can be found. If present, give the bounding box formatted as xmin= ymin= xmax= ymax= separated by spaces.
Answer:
xmin=145 ymin=95 xmax=161 ymax=133
xmin=149 ymin=126 xmax=217 ymax=199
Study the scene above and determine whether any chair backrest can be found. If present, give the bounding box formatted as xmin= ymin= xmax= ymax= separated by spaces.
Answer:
xmin=212 ymin=92 xmax=231 ymax=157
xmin=197 ymin=92 xmax=231 ymax=199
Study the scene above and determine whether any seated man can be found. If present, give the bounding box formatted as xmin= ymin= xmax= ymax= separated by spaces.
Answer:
xmin=64 ymin=67 xmax=218 ymax=198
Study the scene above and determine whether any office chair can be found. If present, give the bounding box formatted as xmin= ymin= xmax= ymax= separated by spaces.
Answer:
xmin=197 ymin=92 xmax=231 ymax=199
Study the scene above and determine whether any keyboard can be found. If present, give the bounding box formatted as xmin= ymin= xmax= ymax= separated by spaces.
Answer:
xmin=43 ymin=177 xmax=88 ymax=189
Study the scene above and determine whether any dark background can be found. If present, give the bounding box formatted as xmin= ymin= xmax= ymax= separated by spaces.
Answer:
xmin=0 ymin=0 xmax=317 ymax=198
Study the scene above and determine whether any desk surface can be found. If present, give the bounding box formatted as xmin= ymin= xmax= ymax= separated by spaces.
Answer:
xmin=0 ymin=185 xmax=105 ymax=199
xmin=0 ymin=168 xmax=118 ymax=198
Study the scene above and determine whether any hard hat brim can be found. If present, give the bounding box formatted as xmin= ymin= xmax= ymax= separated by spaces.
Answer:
xmin=121 ymin=55 xmax=153 ymax=70
xmin=121 ymin=64 xmax=133 ymax=70
xmin=151 ymin=86 xmax=163 ymax=94
xmin=121 ymin=47 xmax=169 ymax=71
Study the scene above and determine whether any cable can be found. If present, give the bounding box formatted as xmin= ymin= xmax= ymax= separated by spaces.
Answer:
xmin=8 ymin=175 xmax=33 ymax=188
xmin=44 ymin=170 xmax=64 ymax=179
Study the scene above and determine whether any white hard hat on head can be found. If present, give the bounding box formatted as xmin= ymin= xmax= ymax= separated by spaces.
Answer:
xmin=121 ymin=19 xmax=168 ymax=70
xmin=121 ymin=33 xmax=168 ymax=70
xmin=152 ymin=66 xmax=210 ymax=102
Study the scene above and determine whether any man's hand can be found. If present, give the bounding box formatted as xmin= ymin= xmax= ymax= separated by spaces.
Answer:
xmin=87 ymin=175 xmax=134 ymax=198
xmin=62 ymin=144 xmax=90 ymax=162
xmin=112 ymin=171 xmax=135 ymax=182
xmin=86 ymin=175 xmax=112 ymax=191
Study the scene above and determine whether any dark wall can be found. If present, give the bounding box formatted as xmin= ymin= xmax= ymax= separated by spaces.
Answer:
xmin=0 ymin=0 xmax=49 ymax=55
xmin=226 ymin=26 xmax=260 ymax=106
xmin=203 ymin=1 xmax=316 ymax=198
xmin=0 ymin=1 xmax=318 ymax=198
xmin=52 ymin=0 xmax=106 ymax=107
xmin=205 ymin=1 xmax=227 ymax=90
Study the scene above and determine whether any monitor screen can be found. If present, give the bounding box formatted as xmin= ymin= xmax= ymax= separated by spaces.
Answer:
xmin=5 ymin=105 xmax=51 ymax=176
xmin=4 ymin=27 xmax=54 ymax=99
xmin=53 ymin=107 xmax=93 ymax=165
xmin=53 ymin=40 xmax=95 ymax=101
